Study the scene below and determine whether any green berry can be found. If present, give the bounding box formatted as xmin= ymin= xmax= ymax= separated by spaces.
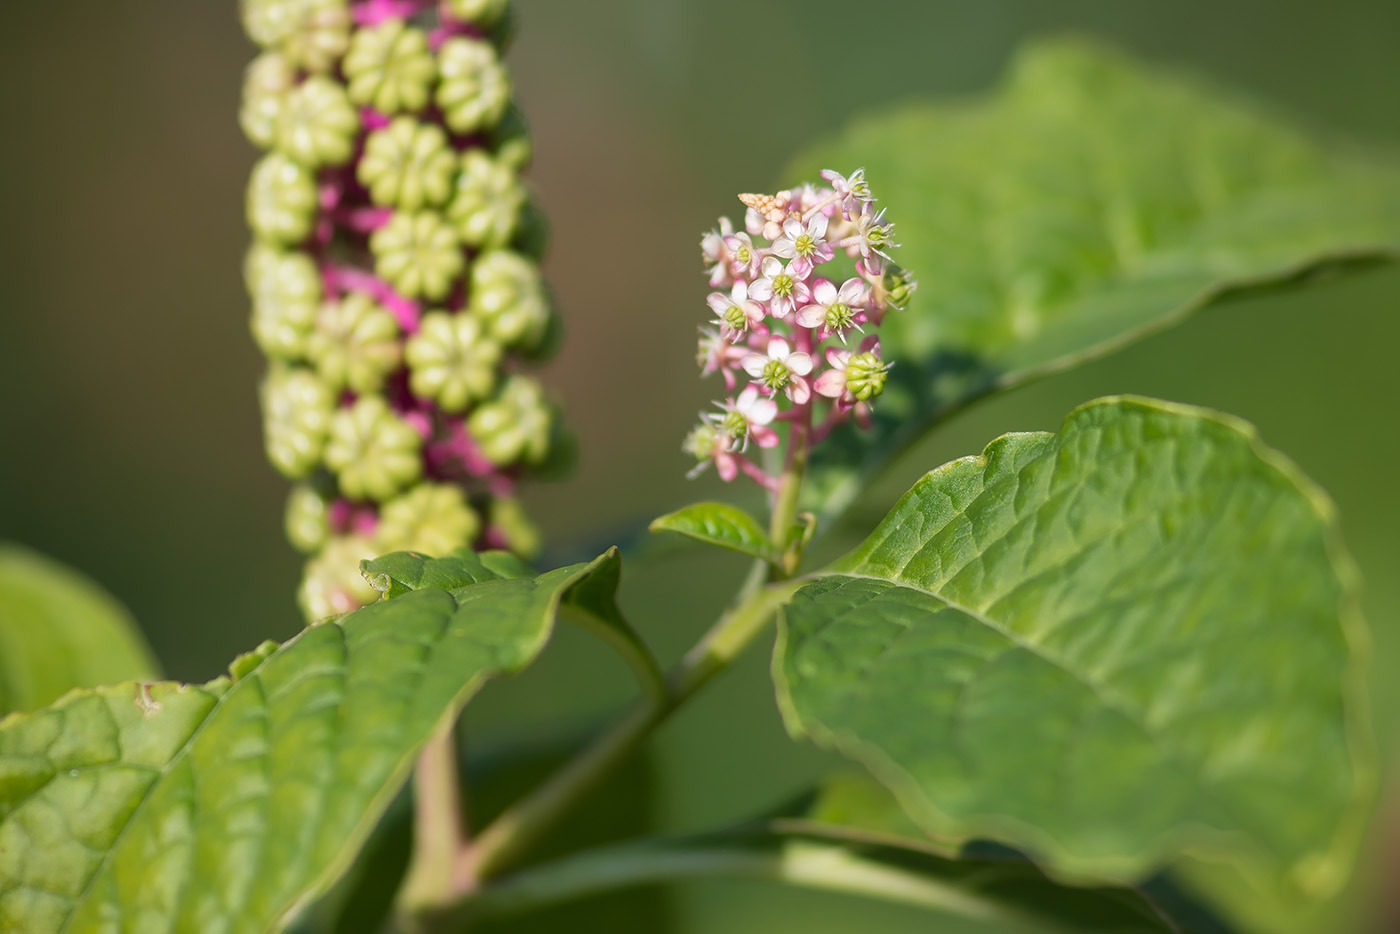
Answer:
xmin=297 ymin=533 xmax=381 ymax=620
xmin=467 ymin=250 xmax=550 ymax=349
xmin=370 ymin=210 xmax=465 ymax=301
xmin=247 ymin=152 xmax=318 ymax=246
xmin=375 ymin=483 xmax=481 ymax=555
xmin=261 ymin=366 xmax=335 ymax=478
xmin=487 ymin=496 xmax=541 ymax=561
xmin=490 ymin=105 xmax=533 ymax=172
xmin=404 ymin=311 xmax=503 ymax=412
xmin=682 ymin=422 xmax=723 ymax=463
xmin=435 ymin=37 xmax=511 ymax=134
xmin=239 ymin=52 xmax=295 ymax=149
xmin=284 ymin=0 xmax=352 ymax=73
xmin=467 ymin=375 xmax=551 ymax=467
xmin=358 ymin=118 xmax=457 ymax=211
xmin=285 ymin=483 xmax=332 ymax=554
xmin=444 ymin=0 xmax=510 ymax=26
xmin=307 ymin=291 xmax=402 ymax=394
xmin=325 ymin=396 xmax=423 ymax=501
xmin=447 ymin=149 xmax=526 ymax=249
xmin=845 ymin=352 xmax=890 ymax=401
xmin=246 ymin=242 xmax=321 ymax=360
xmin=344 ymin=18 xmax=436 ymax=115
xmin=276 ymin=75 xmax=358 ymax=168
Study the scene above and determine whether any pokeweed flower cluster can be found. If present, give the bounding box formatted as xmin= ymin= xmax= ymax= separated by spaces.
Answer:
xmin=238 ymin=0 xmax=560 ymax=620
xmin=686 ymin=169 xmax=916 ymax=487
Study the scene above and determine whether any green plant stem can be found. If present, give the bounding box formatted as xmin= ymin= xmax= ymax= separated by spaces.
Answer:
xmin=455 ymin=835 xmax=1024 ymax=927
xmin=769 ymin=401 xmax=812 ymax=579
xmin=396 ymin=718 xmax=472 ymax=915
xmin=462 ymin=576 xmax=801 ymax=884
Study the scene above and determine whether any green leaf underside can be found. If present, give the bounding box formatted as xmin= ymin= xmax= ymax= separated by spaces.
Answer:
xmin=0 ymin=544 xmax=160 ymax=718
xmin=785 ymin=38 xmax=1400 ymax=520
xmin=472 ymin=774 xmax=1209 ymax=933
xmin=649 ymin=502 xmax=777 ymax=561
xmin=776 ymin=398 xmax=1368 ymax=894
xmin=0 ymin=551 xmax=620 ymax=934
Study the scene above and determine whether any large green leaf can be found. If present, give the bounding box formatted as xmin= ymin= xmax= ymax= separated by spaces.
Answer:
xmin=0 ymin=543 xmax=159 ymax=716
xmin=775 ymin=398 xmax=1370 ymax=896
xmin=785 ymin=38 xmax=1400 ymax=520
xmin=0 ymin=550 xmax=619 ymax=934
xmin=649 ymin=502 xmax=778 ymax=562
xmin=465 ymin=773 xmax=1221 ymax=932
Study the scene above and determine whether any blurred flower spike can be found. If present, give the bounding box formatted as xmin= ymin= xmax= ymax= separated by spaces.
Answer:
xmin=686 ymin=169 xmax=915 ymax=484
xmin=239 ymin=0 xmax=563 ymax=620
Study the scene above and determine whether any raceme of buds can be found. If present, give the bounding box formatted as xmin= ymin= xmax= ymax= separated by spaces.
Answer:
xmin=239 ymin=0 xmax=560 ymax=620
xmin=685 ymin=169 xmax=916 ymax=485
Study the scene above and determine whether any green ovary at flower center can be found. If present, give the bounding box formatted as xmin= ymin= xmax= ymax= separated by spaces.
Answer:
xmin=719 ymin=411 xmax=747 ymax=438
xmin=794 ymin=234 xmax=816 ymax=257
xmin=772 ymin=274 xmax=794 ymax=298
xmin=735 ymin=245 xmax=752 ymax=265
xmin=761 ymin=359 xmax=791 ymax=391
xmin=723 ymin=304 xmax=748 ymax=331
xmin=825 ymin=302 xmax=853 ymax=331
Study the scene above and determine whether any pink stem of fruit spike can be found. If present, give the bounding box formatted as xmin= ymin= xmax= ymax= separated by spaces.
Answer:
xmin=322 ymin=264 xmax=423 ymax=333
xmin=734 ymin=455 xmax=781 ymax=493
xmin=353 ymin=0 xmax=436 ymax=26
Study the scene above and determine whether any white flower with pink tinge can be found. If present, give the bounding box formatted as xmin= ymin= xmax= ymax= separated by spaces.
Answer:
xmin=749 ymin=256 xmax=811 ymax=319
xmin=742 ymin=335 xmax=813 ymax=404
xmin=820 ymin=168 xmax=874 ymax=217
xmin=814 ymin=335 xmax=888 ymax=410
xmin=707 ymin=281 xmax=766 ymax=341
xmin=772 ymin=214 xmax=834 ymax=267
xmin=796 ymin=277 xmax=870 ymax=341
xmin=710 ymin=385 xmax=779 ymax=451
xmin=722 ymin=230 xmax=762 ymax=279
xmin=700 ymin=217 xmax=734 ymax=288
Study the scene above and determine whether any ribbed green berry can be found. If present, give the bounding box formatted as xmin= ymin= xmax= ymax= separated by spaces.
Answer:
xmin=307 ymin=291 xmax=402 ymax=394
xmin=247 ymin=152 xmax=318 ymax=245
xmin=297 ymin=533 xmax=380 ymax=620
xmin=487 ymin=496 xmax=541 ymax=560
xmin=358 ymin=118 xmax=457 ymax=211
xmin=445 ymin=0 xmax=510 ymax=25
xmin=285 ymin=483 xmax=332 ymax=554
xmin=277 ymin=75 xmax=358 ymax=168
xmin=404 ymin=311 xmax=502 ymax=412
xmin=435 ymin=37 xmax=511 ymax=134
xmin=325 ymin=395 xmax=423 ymax=500
xmin=467 ymin=250 xmax=550 ymax=348
xmin=242 ymin=0 xmax=351 ymax=74
xmin=447 ymin=149 xmax=525 ymax=249
xmin=467 ymin=375 xmax=551 ymax=467
xmin=845 ymin=352 xmax=890 ymax=401
xmin=246 ymin=242 xmax=321 ymax=360
xmin=239 ymin=52 xmax=295 ymax=149
xmin=344 ymin=19 xmax=435 ymax=115
xmin=375 ymin=483 xmax=481 ymax=555
xmin=261 ymin=366 xmax=335 ymax=479
xmin=370 ymin=210 xmax=464 ymax=301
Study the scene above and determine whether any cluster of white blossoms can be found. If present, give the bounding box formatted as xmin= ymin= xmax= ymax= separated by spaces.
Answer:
xmin=685 ymin=169 xmax=916 ymax=486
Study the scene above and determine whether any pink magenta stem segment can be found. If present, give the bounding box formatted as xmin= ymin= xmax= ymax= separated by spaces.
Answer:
xmin=322 ymin=264 xmax=423 ymax=333
xmin=735 ymin=455 xmax=781 ymax=493
xmin=353 ymin=0 xmax=436 ymax=26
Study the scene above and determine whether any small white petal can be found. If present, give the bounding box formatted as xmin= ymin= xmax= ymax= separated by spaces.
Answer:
xmin=808 ymin=213 xmax=828 ymax=240
xmin=813 ymin=278 xmax=837 ymax=306
xmin=749 ymin=397 xmax=778 ymax=424
xmin=731 ymin=281 xmax=749 ymax=303
xmin=782 ymin=216 xmax=803 ymax=239
xmin=788 ymin=375 xmax=811 ymax=404
xmin=814 ymin=370 xmax=846 ymax=397
xmin=736 ymin=385 xmax=760 ymax=409
xmin=786 ymin=352 xmax=813 ymax=376
xmin=794 ymin=304 xmax=826 ymax=328
xmin=748 ymin=279 xmax=773 ymax=301
xmin=766 ymin=335 xmax=791 ymax=359
xmin=741 ymin=354 xmax=767 ymax=378
xmin=825 ymin=346 xmax=851 ymax=369
xmin=760 ymin=255 xmax=783 ymax=277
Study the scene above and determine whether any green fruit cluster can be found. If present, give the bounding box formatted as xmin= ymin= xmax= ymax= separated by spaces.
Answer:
xmin=238 ymin=0 xmax=562 ymax=620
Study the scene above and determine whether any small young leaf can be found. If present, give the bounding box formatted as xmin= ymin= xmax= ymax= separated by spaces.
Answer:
xmin=0 ymin=551 xmax=620 ymax=934
xmin=649 ymin=502 xmax=777 ymax=562
xmin=787 ymin=38 xmax=1400 ymax=522
xmin=775 ymin=397 xmax=1370 ymax=896
xmin=0 ymin=543 xmax=159 ymax=716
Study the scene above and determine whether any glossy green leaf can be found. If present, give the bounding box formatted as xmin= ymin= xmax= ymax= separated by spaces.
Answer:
xmin=775 ymin=397 xmax=1370 ymax=896
xmin=466 ymin=773 xmax=1220 ymax=933
xmin=0 ymin=551 xmax=620 ymax=934
xmin=786 ymin=38 xmax=1400 ymax=520
xmin=360 ymin=547 xmax=532 ymax=598
xmin=649 ymin=502 xmax=777 ymax=562
xmin=0 ymin=543 xmax=159 ymax=716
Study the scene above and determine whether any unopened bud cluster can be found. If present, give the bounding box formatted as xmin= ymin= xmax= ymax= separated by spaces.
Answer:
xmin=239 ymin=0 xmax=557 ymax=619
xmin=686 ymin=169 xmax=915 ymax=485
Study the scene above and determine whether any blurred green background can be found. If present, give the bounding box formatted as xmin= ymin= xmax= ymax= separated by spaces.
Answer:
xmin=2 ymin=1 xmax=1397 ymax=930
